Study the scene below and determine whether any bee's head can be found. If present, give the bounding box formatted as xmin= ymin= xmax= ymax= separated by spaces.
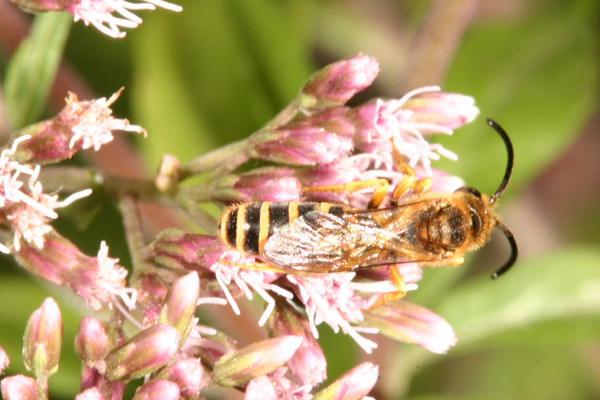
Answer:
xmin=453 ymin=119 xmax=518 ymax=279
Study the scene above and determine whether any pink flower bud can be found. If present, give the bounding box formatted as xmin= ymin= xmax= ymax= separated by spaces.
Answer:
xmin=102 ymin=324 xmax=180 ymax=381
xmin=132 ymin=379 xmax=180 ymax=400
xmin=249 ymin=126 xmax=353 ymax=166
xmin=0 ymin=346 xmax=9 ymax=375
xmin=245 ymin=368 xmax=312 ymax=400
xmin=161 ymin=358 xmax=204 ymax=398
xmin=12 ymin=90 xmax=145 ymax=164
xmin=0 ymin=374 xmax=38 ymax=400
xmin=402 ymin=91 xmax=479 ymax=129
xmin=136 ymin=272 xmax=170 ymax=327
xmin=364 ymin=301 xmax=457 ymax=354
xmin=269 ymin=302 xmax=327 ymax=385
xmin=15 ymin=235 xmax=134 ymax=311
xmin=155 ymin=154 xmax=181 ymax=193
xmin=313 ymin=362 xmax=378 ymax=400
xmin=75 ymin=387 xmax=104 ymax=400
xmin=23 ymin=297 xmax=62 ymax=379
xmin=159 ymin=272 xmax=200 ymax=344
xmin=293 ymin=107 xmax=356 ymax=138
xmin=150 ymin=230 xmax=216 ymax=270
xmin=74 ymin=317 xmax=109 ymax=367
xmin=300 ymin=54 xmax=379 ymax=110
xmin=211 ymin=167 xmax=301 ymax=203
xmin=214 ymin=336 xmax=302 ymax=387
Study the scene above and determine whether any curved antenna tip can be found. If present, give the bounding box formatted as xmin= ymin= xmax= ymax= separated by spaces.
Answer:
xmin=490 ymin=222 xmax=518 ymax=279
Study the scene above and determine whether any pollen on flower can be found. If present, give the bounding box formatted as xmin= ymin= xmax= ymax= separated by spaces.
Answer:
xmin=210 ymin=251 xmax=294 ymax=326
xmin=64 ymin=90 xmax=146 ymax=152
xmin=287 ymin=273 xmax=379 ymax=354
xmin=353 ymin=85 xmax=476 ymax=176
xmin=0 ymin=137 xmax=92 ymax=252
xmin=94 ymin=241 xmax=137 ymax=311
xmin=65 ymin=0 xmax=183 ymax=38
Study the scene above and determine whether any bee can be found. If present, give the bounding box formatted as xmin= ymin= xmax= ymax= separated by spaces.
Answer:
xmin=218 ymin=119 xmax=517 ymax=299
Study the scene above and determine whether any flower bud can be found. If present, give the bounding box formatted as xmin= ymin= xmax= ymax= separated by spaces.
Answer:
xmin=159 ymin=272 xmax=200 ymax=344
xmin=0 ymin=374 xmax=38 ymax=400
xmin=211 ymin=167 xmax=301 ymax=203
xmin=150 ymin=229 xmax=216 ymax=270
xmin=132 ymin=379 xmax=180 ymax=400
xmin=0 ymin=345 xmax=9 ymax=375
xmin=214 ymin=335 xmax=302 ymax=387
xmin=402 ymin=91 xmax=479 ymax=129
xmin=155 ymin=154 xmax=181 ymax=193
xmin=269 ymin=302 xmax=327 ymax=385
xmin=161 ymin=358 xmax=204 ymax=398
xmin=299 ymin=54 xmax=379 ymax=110
xmin=313 ymin=362 xmax=378 ymax=400
xmin=74 ymin=317 xmax=109 ymax=367
xmin=12 ymin=90 xmax=145 ymax=164
xmin=364 ymin=301 xmax=456 ymax=354
xmin=293 ymin=106 xmax=356 ymax=138
xmin=23 ymin=297 xmax=62 ymax=379
xmin=102 ymin=324 xmax=180 ymax=381
xmin=249 ymin=126 xmax=353 ymax=166
xmin=15 ymin=235 xmax=132 ymax=311
xmin=75 ymin=387 xmax=104 ymax=400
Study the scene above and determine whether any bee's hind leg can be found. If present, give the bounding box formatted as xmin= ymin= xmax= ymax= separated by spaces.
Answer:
xmin=216 ymin=258 xmax=288 ymax=274
xmin=370 ymin=265 xmax=408 ymax=308
xmin=302 ymin=178 xmax=390 ymax=209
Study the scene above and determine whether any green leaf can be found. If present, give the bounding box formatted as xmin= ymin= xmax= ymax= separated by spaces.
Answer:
xmin=439 ymin=246 xmax=600 ymax=348
xmin=3 ymin=12 xmax=71 ymax=130
xmin=385 ymin=246 xmax=600 ymax=395
xmin=129 ymin=0 xmax=314 ymax=167
xmin=437 ymin=1 xmax=599 ymax=196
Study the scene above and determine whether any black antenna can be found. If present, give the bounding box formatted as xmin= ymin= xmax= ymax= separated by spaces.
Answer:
xmin=491 ymin=222 xmax=518 ymax=279
xmin=486 ymin=118 xmax=514 ymax=203
xmin=485 ymin=118 xmax=518 ymax=279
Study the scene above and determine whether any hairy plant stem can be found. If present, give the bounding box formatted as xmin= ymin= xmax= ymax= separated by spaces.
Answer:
xmin=180 ymin=139 xmax=250 ymax=180
xmin=120 ymin=194 xmax=151 ymax=277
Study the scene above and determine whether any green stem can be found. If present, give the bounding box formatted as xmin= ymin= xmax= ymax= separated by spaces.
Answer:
xmin=39 ymin=166 xmax=160 ymax=202
xmin=119 ymin=195 xmax=150 ymax=276
xmin=264 ymin=99 xmax=300 ymax=129
xmin=36 ymin=376 xmax=49 ymax=400
xmin=180 ymin=138 xmax=250 ymax=179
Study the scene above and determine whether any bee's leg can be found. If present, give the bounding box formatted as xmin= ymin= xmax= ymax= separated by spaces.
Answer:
xmin=390 ymin=145 xmax=432 ymax=204
xmin=216 ymin=258 xmax=288 ymax=274
xmin=302 ymin=179 xmax=389 ymax=209
xmin=370 ymin=265 xmax=408 ymax=308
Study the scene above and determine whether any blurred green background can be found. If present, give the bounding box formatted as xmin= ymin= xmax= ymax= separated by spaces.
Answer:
xmin=0 ymin=0 xmax=599 ymax=399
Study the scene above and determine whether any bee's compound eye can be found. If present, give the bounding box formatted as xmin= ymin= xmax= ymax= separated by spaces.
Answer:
xmin=470 ymin=210 xmax=482 ymax=234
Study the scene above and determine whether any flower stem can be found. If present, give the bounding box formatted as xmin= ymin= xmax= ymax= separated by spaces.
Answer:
xmin=399 ymin=0 xmax=477 ymax=92
xmin=119 ymin=195 xmax=149 ymax=275
xmin=180 ymin=138 xmax=250 ymax=179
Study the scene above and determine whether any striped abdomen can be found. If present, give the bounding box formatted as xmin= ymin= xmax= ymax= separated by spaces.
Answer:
xmin=218 ymin=202 xmax=346 ymax=256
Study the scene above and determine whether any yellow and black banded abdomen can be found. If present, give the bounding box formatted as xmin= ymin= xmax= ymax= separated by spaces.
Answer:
xmin=218 ymin=202 xmax=346 ymax=256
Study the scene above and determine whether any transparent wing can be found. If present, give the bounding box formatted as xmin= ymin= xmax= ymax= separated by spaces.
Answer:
xmin=262 ymin=210 xmax=357 ymax=272
xmin=262 ymin=204 xmax=452 ymax=273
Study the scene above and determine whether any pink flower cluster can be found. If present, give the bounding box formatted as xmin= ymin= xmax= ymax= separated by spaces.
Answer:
xmin=0 ymin=54 xmax=481 ymax=399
